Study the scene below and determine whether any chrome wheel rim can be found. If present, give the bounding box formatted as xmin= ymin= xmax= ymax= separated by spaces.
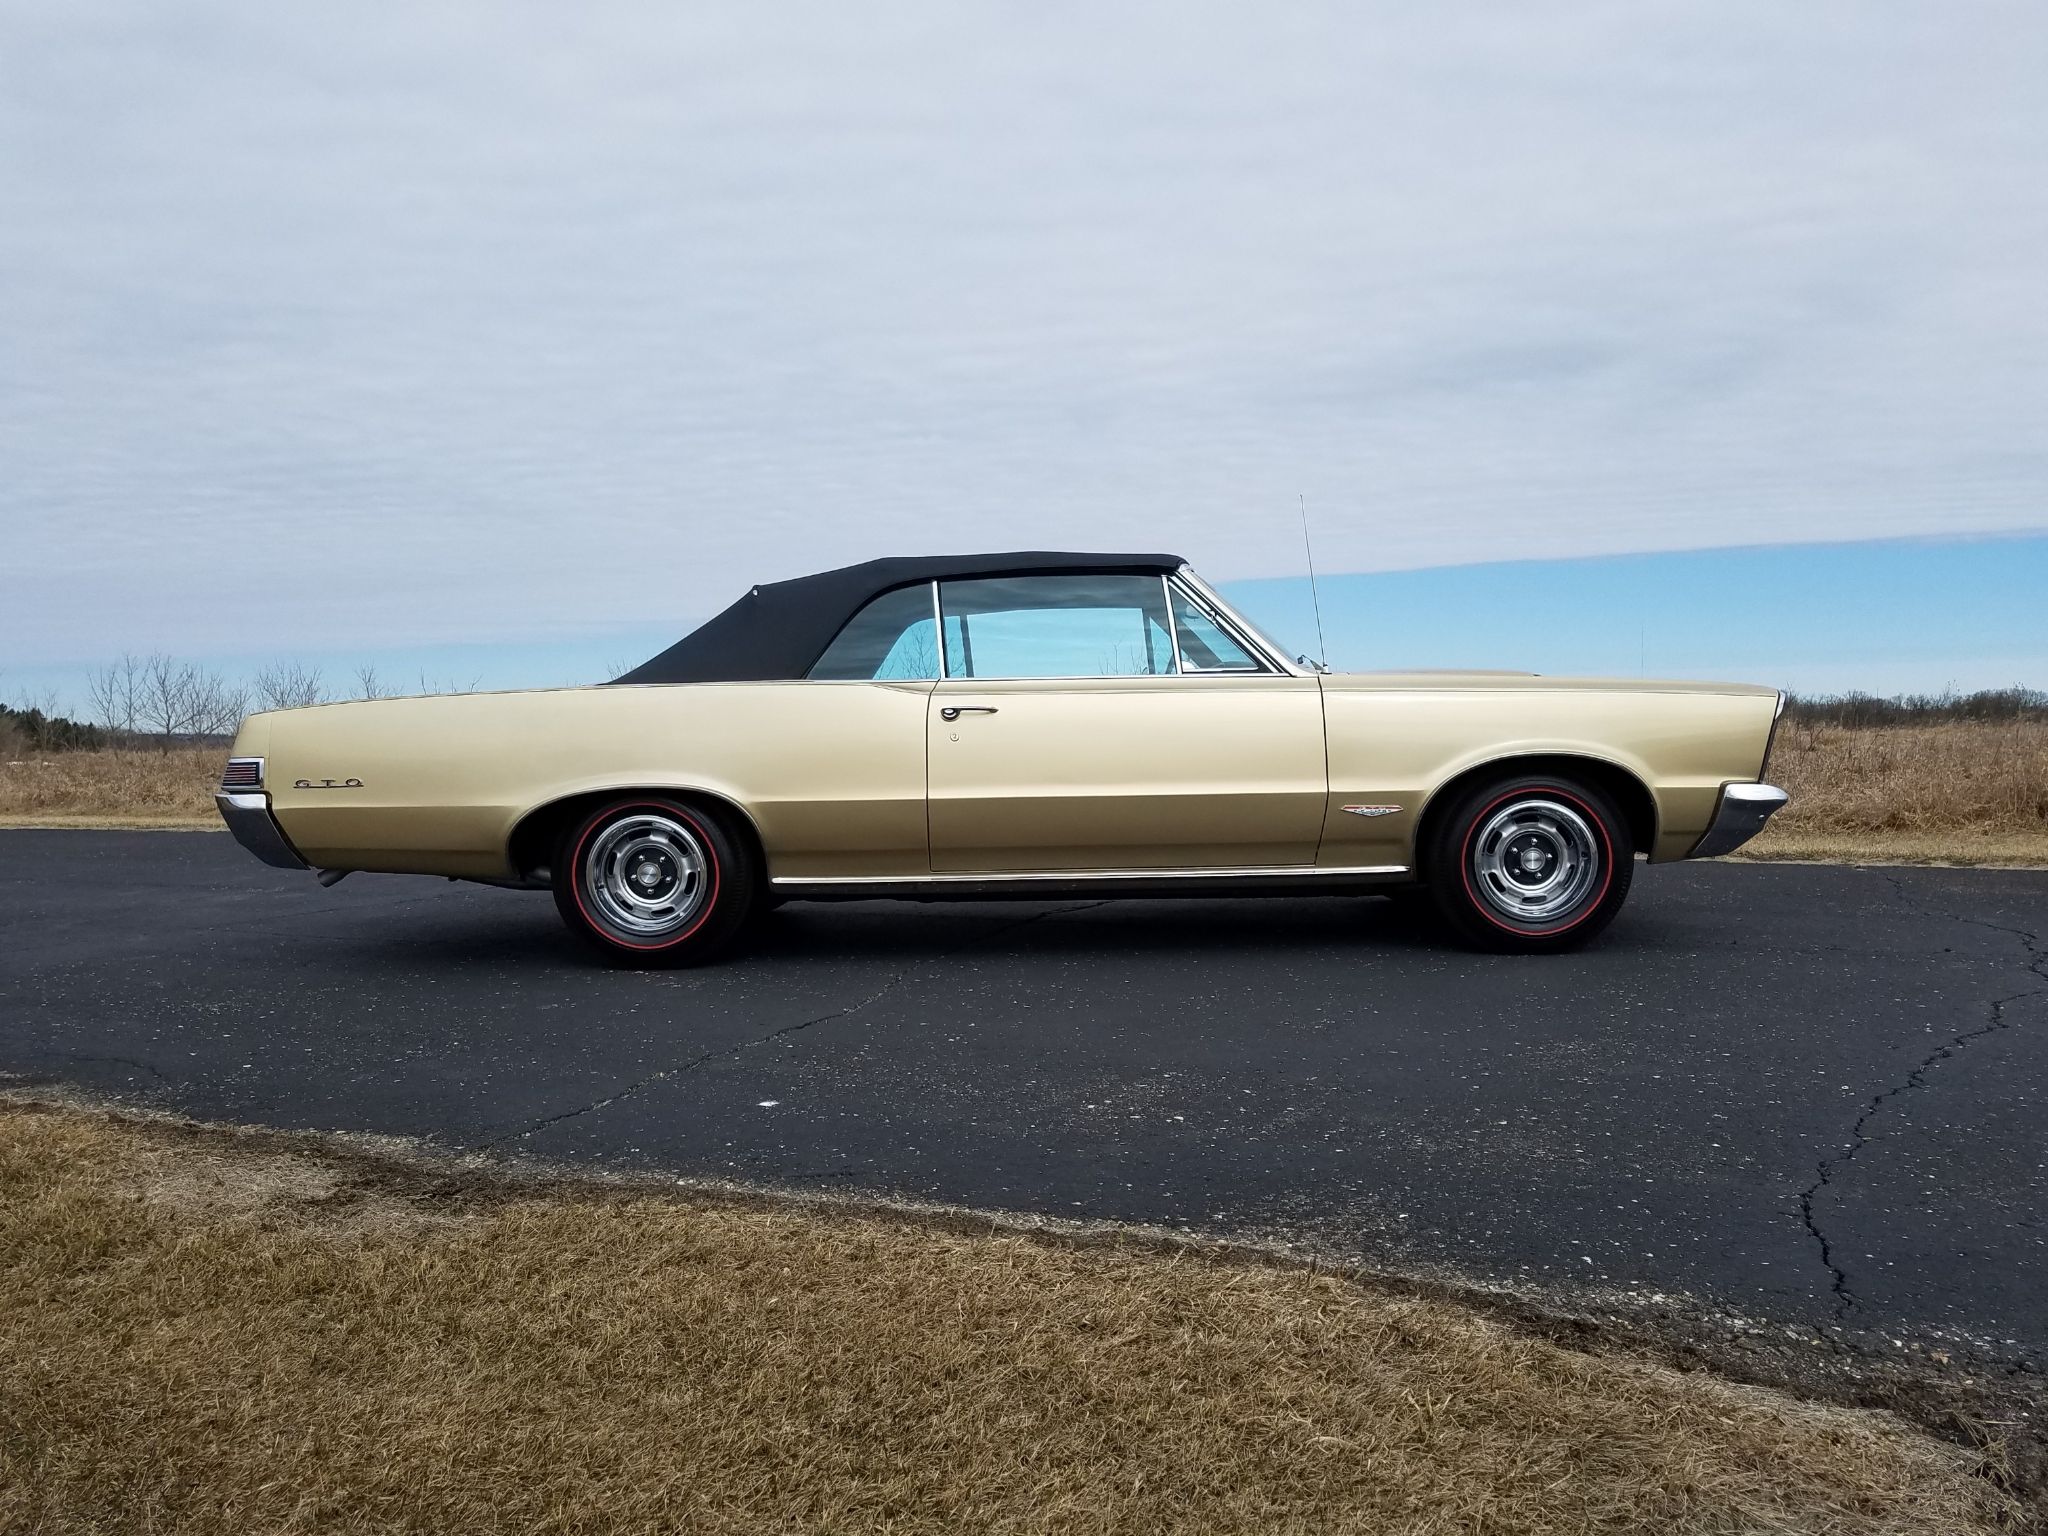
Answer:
xmin=583 ymin=812 xmax=710 ymax=939
xmin=1469 ymin=798 xmax=1602 ymax=926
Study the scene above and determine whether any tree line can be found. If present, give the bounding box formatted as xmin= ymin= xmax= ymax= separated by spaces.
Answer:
xmin=0 ymin=700 xmax=107 ymax=754
xmin=1780 ymin=687 xmax=2048 ymax=728
xmin=1 ymin=657 xmax=482 ymax=756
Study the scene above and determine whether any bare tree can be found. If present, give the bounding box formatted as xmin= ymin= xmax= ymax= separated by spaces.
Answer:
xmin=85 ymin=653 xmax=144 ymax=742
xmin=21 ymin=686 xmax=65 ymax=722
xmin=137 ymin=652 xmax=196 ymax=753
xmin=354 ymin=665 xmax=390 ymax=701
xmin=127 ymin=655 xmax=245 ymax=751
xmin=188 ymin=670 xmax=249 ymax=739
xmin=253 ymin=660 xmax=327 ymax=711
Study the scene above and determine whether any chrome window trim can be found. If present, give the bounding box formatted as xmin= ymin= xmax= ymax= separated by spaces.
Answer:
xmin=1163 ymin=575 xmax=1273 ymax=675
xmin=934 ymin=572 xmax=1183 ymax=684
xmin=1160 ymin=575 xmax=1183 ymax=674
xmin=930 ymin=678 xmax=1265 ymax=687
xmin=919 ymin=568 xmax=1299 ymax=685
xmin=1169 ymin=568 xmax=1297 ymax=675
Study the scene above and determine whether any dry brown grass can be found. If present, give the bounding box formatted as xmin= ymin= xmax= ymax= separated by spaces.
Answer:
xmin=0 ymin=747 xmax=220 ymax=826
xmin=1748 ymin=721 xmax=2048 ymax=865
xmin=0 ymin=1104 xmax=2019 ymax=1536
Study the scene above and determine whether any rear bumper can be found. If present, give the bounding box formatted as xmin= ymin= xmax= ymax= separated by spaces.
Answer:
xmin=1688 ymin=782 xmax=1789 ymax=859
xmin=216 ymin=792 xmax=309 ymax=870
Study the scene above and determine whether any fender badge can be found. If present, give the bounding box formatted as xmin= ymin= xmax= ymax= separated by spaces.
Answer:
xmin=294 ymin=778 xmax=365 ymax=790
xmin=1340 ymin=804 xmax=1401 ymax=818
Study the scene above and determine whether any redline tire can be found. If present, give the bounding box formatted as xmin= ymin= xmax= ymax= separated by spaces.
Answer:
xmin=551 ymin=797 xmax=760 ymax=967
xmin=1424 ymin=774 xmax=1634 ymax=953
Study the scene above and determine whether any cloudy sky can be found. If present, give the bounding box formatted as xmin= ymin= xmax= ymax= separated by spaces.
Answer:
xmin=3 ymin=2 xmax=2044 ymax=697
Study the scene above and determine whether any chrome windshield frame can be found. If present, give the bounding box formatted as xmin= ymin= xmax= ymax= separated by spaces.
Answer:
xmin=1170 ymin=566 xmax=1307 ymax=676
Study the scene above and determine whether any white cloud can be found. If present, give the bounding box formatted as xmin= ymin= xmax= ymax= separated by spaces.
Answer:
xmin=3 ymin=1 xmax=2045 ymax=666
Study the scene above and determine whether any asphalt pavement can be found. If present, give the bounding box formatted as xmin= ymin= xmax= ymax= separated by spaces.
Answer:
xmin=2 ymin=829 xmax=2043 ymax=1368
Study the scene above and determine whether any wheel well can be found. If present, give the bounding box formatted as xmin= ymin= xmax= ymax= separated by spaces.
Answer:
xmin=1413 ymin=755 xmax=1657 ymax=877
xmin=508 ymin=788 xmax=767 ymax=882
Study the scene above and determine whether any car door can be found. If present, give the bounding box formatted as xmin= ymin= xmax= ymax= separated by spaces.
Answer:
xmin=926 ymin=573 xmax=1327 ymax=872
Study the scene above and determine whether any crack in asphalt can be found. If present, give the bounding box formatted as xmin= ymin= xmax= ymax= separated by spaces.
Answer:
xmin=1798 ymin=870 xmax=2048 ymax=1319
xmin=482 ymin=901 xmax=1109 ymax=1149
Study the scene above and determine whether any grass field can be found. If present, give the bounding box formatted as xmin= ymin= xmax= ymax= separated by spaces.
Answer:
xmin=1746 ymin=720 xmax=2048 ymax=865
xmin=3 ymin=726 xmax=2044 ymax=863
xmin=0 ymin=746 xmax=220 ymax=826
xmin=0 ymin=1100 xmax=2024 ymax=1536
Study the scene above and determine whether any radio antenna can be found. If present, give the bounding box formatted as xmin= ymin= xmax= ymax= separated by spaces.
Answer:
xmin=1298 ymin=493 xmax=1329 ymax=671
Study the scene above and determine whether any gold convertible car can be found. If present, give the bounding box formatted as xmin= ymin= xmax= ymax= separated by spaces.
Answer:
xmin=218 ymin=552 xmax=1788 ymax=964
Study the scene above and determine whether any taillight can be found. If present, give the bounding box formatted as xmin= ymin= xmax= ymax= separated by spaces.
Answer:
xmin=221 ymin=758 xmax=264 ymax=791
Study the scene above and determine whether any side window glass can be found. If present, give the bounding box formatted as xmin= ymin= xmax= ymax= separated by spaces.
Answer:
xmin=807 ymin=585 xmax=940 ymax=680
xmin=938 ymin=575 xmax=1177 ymax=679
xmin=1169 ymin=587 xmax=1261 ymax=671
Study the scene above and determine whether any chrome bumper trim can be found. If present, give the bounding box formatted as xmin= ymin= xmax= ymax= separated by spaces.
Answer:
xmin=1689 ymin=782 xmax=1789 ymax=859
xmin=215 ymin=791 xmax=309 ymax=870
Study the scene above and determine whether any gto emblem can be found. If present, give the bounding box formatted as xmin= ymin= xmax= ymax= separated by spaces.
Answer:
xmin=294 ymin=778 xmax=364 ymax=790
xmin=1340 ymin=804 xmax=1401 ymax=818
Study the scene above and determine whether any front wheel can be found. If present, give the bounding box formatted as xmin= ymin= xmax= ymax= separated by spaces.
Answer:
xmin=1423 ymin=774 xmax=1634 ymax=953
xmin=552 ymin=797 xmax=759 ymax=967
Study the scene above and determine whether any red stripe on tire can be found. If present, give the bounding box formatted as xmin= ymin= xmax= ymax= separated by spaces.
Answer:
xmin=1458 ymin=785 xmax=1615 ymax=938
xmin=569 ymin=801 xmax=723 ymax=952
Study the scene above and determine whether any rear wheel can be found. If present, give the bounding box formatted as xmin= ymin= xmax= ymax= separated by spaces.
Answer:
xmin=1424 ymin=773 xmax=1633 ymax=953
xmin=552 ymin=797 xmax=759 ymax=967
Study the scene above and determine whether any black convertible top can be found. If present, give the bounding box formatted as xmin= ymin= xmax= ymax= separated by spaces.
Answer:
xmin=611 ymin=550 xmax=1187 ymax=685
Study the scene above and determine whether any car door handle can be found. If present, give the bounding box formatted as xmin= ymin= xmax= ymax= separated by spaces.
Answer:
xmin=939 ymin=706 xmax=998 ymax=721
